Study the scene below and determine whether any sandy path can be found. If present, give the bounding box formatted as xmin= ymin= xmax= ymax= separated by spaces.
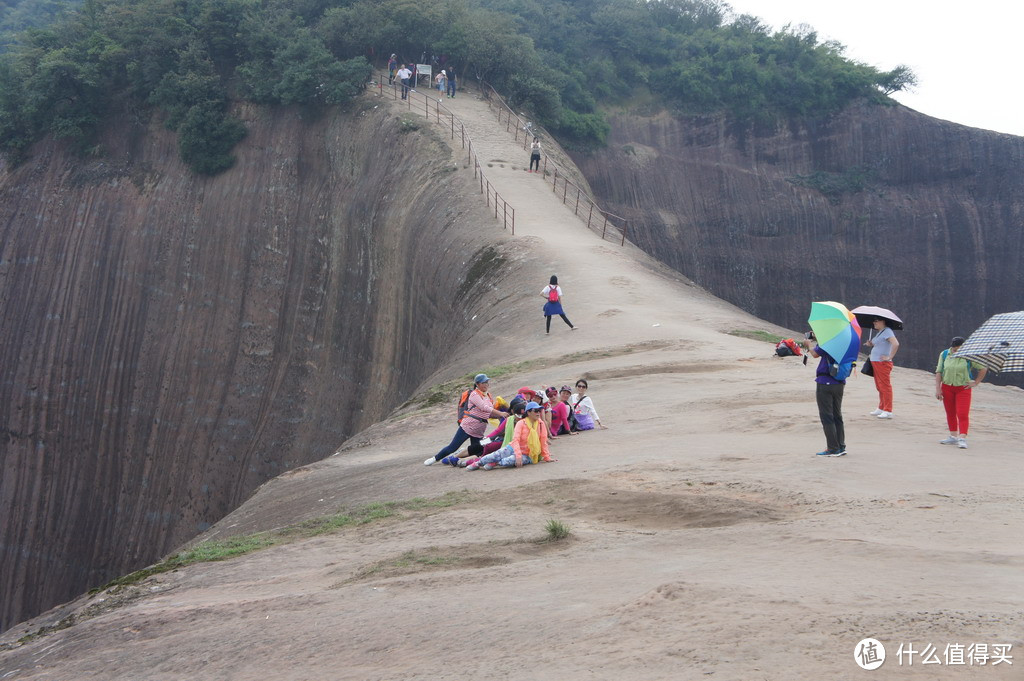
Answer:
xmin=1 ymin=84 xmax=1022 ymax=680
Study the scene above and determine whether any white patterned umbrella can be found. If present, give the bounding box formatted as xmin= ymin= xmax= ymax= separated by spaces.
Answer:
xmin=953 ymin=311 xmax=1024 ymax=373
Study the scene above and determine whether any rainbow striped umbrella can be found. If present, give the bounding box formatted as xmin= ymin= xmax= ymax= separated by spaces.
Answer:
xmin=808 ymin=301 xmax=862 ymax=364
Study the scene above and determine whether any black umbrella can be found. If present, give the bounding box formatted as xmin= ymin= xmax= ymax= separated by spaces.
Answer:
xmin=851 ymin=305 xmax=904 ymax=330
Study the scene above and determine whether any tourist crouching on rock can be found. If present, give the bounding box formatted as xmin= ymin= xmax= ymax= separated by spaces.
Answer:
xmin=425 ymin=373 xmax=508 ymax=465
xmin=468 ymin=402 xmax=554 ymax=469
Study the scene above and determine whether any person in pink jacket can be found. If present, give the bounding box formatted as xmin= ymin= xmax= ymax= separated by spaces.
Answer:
xmin=470 ymin=402 xmax=554 ymax=469
xmin=549 ymin=385 xmax=577 ymax=437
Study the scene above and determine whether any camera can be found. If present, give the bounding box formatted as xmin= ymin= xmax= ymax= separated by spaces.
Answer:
xmin=804 ymin=331 xmax=816 ymax=341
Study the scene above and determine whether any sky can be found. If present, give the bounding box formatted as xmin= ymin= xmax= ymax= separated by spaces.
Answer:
xmin=723 ymin=0 xmax=1023 ymax=137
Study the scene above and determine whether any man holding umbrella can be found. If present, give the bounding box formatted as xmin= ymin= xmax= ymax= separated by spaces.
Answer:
xmin=806 ymin=301 xmax=862 ymax=457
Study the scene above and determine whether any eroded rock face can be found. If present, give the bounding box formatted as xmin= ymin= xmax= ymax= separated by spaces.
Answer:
xmin=572 ymin=102 xmax=1024 ymax=376
xmin=0 ymin=103 xmax=497 ymax=631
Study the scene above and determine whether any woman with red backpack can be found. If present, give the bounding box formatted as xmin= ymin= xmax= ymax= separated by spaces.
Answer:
xmin=541 ymin=275 xmax=575 ymax=334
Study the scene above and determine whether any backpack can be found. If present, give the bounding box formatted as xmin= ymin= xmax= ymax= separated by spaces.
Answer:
xmin=547 ymin=286 xmax=559 ymax=303
xmin=456 ymin=389 xmax=473 ymax=423
xmin=939 ymin=349 xmax=974 ymax=380
xmin=829 ymin=358 xmax=856 ymax=381
xmin=775 ymin=339 xmax=802 ymax=357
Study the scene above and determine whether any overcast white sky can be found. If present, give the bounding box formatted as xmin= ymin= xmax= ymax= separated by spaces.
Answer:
xmin=724 ymin=0 xmax=1023 ymax=137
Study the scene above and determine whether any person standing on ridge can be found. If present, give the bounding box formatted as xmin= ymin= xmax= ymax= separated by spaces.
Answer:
xmin=396 ymin=64 xmax=412 ymax=99
xmin=388 ymin=54 xmax=397 ymax=84
xmin=935 ymin=336 xmax=987 ymax=449
xmin=541 ymin=275 xmax=575 ymax=334
xmin=805 ymin=334 xmax=847 ymax=457
xmin=529 ymin=137 xmax=542 ymax=173
xmin=446 ymin=66 xmax=457 ymax=98
xmin=865 ymin=317 xmax=900 ymax=419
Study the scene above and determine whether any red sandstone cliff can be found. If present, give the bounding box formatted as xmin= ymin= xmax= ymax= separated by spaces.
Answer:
xmin=571 ymin=101 xmax=1024 ymax=375
xmin=0 ymin=101 xmax=507 ymax=631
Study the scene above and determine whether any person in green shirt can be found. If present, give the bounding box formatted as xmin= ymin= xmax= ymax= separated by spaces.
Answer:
xmin=935 ymin=336 xmax=987 ymax=449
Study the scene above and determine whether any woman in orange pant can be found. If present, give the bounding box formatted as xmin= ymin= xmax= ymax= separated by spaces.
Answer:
xmin=865 ymin=318 xmax=900 ymax=419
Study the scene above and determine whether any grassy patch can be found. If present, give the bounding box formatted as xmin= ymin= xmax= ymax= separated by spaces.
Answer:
xmin=397 ymin=114 xmax=421 ymax=133
xmin=726 ymin=329 xmax=784 ymax=344
xmin=544 ymin=519 xmax=571 ymax=541
xmin=786 ymin=166 xmax=877 ymax=204
xmin=405 ymin=342 xmax=659 ymax=413
xmin=90 ymin=491 xmax=475 ymax=592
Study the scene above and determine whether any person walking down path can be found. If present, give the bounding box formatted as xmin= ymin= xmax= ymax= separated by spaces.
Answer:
xmin=805 ymin=338 xmax=847 ymax=457
xmin=435 ymin=70 xmax=447 ymax=93
xmin=935 ymin=336 xmax=987 ymax=449
xmin=396 ymin=64 xmax=412 ymax=99
xmin=446 ymin=66 xmax=457 ymax=98
xmin=529 ymin=138 xmax=541 ymax=173
xmin=541 ymin=275 xmax=575 ymax=334
xmin=865 ymin=317 xmax=900 ymax=419
xmin=425 ymin=374 xmax=508 ymax=465
xmin=388 ymin=54 xmax=398 ymax=84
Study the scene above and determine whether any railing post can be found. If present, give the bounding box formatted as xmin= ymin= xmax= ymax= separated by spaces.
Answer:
xmin=621 ymin=222 xmax=627 ymax=247
xmin=575 ymin=189 xmax=580 ymax=215
xmin=587 ymin=204 xmax=594 ymax=230
xmin=602 ymin=215 xmax=608 ymax=240
xmin=424 ymin=96 xmax=428 ymax=117
xmin=511 ymin=206 xmax=515 ymax=236
xmin=562 ymin=181 xmax=568 ymax=204
xmin=451 ymin=113 xmax=454 ymax=139
xmin=552 ymin=169 xmax=557 ymax=192
xmin=495 ymin=196 xmax=499 ymax=219
xmin=503 ymin=202 xmax=507 ymax=230
xmin=461 ymin=123 xmax=465 ymax=149
xmin=486 ymin=180 xmax=490 ymax=206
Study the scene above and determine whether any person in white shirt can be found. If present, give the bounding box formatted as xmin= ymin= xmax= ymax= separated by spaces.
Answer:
xmin=396 ymin=65 xmax=412 ymax=100
xmin=570 ymin=379 xmax=606 ymax=430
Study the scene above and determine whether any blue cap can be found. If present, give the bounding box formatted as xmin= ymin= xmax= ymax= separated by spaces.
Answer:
xmin=525 ymin=401 xmax=541 ymax=411
xmin=474 ymin=373 xmax=490 ymax=384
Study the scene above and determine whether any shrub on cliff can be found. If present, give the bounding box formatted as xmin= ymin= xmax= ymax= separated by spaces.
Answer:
xmin=0 ymin=0 xmax=915 ymax=167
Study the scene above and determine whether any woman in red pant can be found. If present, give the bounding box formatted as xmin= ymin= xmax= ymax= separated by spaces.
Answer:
xmin=865 ymin=317 xmax=900 ymax=419
xmin=934 ymin=336 xmax=987 ymax=449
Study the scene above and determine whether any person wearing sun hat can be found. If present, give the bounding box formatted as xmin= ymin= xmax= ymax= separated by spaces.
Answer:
xmin=425 ymin=373 xmax=507 ymax=465
xmin=935 ymin=336 xmax=987 ymax=449
xmin=471 ymin=401 xmax=554 ymax=470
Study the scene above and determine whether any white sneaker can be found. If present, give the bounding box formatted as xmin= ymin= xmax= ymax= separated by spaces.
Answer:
xmin=957 ymin=438 xmax=968 ymax=449
xmin=424 ymin=456 xmax=437 ymax=466
xmin=939 ymin=436 xmax=959 ymax=445
xmin=869 ymin=409 xmax=883 ymax=416
xmin=877 ymin=411 xmax=893 ymax=419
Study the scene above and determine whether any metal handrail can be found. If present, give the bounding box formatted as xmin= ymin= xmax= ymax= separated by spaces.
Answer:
xmin=477 ymin=82 xmax=629 ymax=246
xmin=376 ymin=75 xmax=515 ymax=235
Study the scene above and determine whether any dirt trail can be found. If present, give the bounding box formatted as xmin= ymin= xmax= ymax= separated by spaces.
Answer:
xmin=2 ymin=85 xmax=1022 ymax=680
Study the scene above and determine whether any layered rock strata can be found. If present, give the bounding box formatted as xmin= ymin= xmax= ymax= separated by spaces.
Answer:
xmin=0 ymin=102 xmax=504 ymax=630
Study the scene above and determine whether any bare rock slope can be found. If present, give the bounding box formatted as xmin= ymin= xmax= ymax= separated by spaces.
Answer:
xmin=0 ymin=99 xmax=513 ymax=631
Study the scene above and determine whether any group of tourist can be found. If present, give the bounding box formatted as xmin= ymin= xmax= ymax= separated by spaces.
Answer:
xmin=388 ymin=54 xmax=456 ymax=100
xmin=424 ymin=375 xmax=606 ymax=470
xmin=807 ymin=319 xmax=987 ymax=457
